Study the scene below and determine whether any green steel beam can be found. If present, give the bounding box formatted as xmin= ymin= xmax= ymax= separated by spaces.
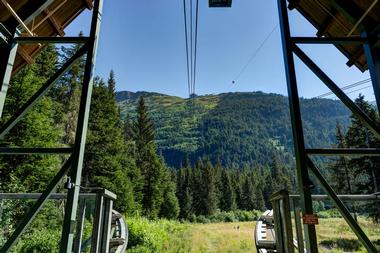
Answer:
xmin=277 ymin=0 xmax=318 ymax=251
xmin=0 ymin=30 xmax=19 ymax=118
xmin=0 ymin=193 xmax=96 ymax=200
xmin=73 ymin=199 xmax=87 ymax=253
xmin=292 ymin=37 xmax=371 ymax=45
xmin=15 ymin=36 xmax=90 ymax=44
xmin=0 ymin=147 xmax=73 ymax=155
xmin=60 ymin=0 xmax=104 ymax=251
xmin=307 ymin=158 xmax=378 ymax=253
xmin=306 ymin=148 xmax=380 ymax=156
xmin=290 ymin=194 xmax=380 ymax=201
xmin=293 ymin=44 xmax=380 ymax=139
xmin=90 ymin=193 xmax=104 ymax=253
xmin=0 ymin=157 xmax=72 ymax=253
xmin=0 ymin=44 xmax=88 ymax=139
xmin=363 ymin=30 xmax=380 ymax=114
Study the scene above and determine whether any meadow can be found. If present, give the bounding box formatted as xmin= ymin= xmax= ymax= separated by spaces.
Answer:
xmin=126 ymin=217 xmax=380 ymax=253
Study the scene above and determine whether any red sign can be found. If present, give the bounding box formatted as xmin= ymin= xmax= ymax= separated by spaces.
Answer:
xmin=303 ymin=214 xmax=319 ymax=225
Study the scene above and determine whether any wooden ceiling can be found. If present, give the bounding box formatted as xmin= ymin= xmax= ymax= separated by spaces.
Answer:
xmin=0 ymin=0 xmax=92 ymax=74
xmin=288 ymin=0 xmax=380 ymax=71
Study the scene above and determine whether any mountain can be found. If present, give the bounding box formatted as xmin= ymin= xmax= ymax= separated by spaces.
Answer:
xmin=117 ymin=91 xmax=351 ymax=168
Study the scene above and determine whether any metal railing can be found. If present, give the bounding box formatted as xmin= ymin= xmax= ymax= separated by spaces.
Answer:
xmin=269 ymin=190 xmax=380 ymax=253
xmin=0 ymin=189 xmax=127 ymax=253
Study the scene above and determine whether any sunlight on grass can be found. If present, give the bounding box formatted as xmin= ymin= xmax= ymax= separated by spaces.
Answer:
xmin=157 ymin=218 xmax=380 ymax=253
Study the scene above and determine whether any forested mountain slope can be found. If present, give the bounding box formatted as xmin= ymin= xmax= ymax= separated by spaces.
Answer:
xmin=117 ymin=91 xmax=350 ymax=168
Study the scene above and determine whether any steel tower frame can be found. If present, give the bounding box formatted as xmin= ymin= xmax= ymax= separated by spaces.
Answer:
xmin=277 ymin=0 xmax=380 ymax=252
xmin=0 ymin=0 xmax=103 ymax=252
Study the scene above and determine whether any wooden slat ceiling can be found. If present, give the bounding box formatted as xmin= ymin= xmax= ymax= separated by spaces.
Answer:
xmin=288 ymin=0 xmax=380 ymax=71
xmin=0 ymin=0 xmax=92 ymax=74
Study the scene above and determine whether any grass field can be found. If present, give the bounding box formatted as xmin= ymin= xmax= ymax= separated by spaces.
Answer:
xmin=157 ymin=218 xmax=380 ymax=253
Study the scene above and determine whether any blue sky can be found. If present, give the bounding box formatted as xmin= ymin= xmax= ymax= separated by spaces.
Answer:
xmin=65 ymin=0 xmax=373 ymax=100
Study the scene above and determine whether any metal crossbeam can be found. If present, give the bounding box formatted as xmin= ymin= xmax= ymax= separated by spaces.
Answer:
xmin=60 ymin=0 xmax=103 ymax=251
xmin=0 ymin=157 xmax=72 ymax=253
xmin=292 ymin=37 xmax=372 ymax=44
xmin=277 ymin=1 xmax=380 ymax=251
xmin=306 ymin=148 xmax=380 ymax=156
xmin=0 ymin=147 xmax=73 ymax=154
xmin=293 ymin=45 xmax=380 ymax=138
xmin=15 ymin=36 xmax=90 ymax=44
xmin=0 ymin=43 xmax=88 ymax=138
xmin=307 ymin=158 xmax=377 ymax=252
xmin=290 ymin=194 xmax=380 ymax=201
xmin=277 ymin=0 xmax=318 ymax=251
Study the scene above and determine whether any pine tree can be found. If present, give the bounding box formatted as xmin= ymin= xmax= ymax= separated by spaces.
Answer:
xmin=177 ymin=166 xmax=194 ymax=219
xmin=199 ymin=159 xmax=218 ymax=215
xmin=0 ymin=45 xmax=61 ymax=192
xmin=240 ymin=175 xmax=256 ymax=211
xmin=131 ymin=96 xmax=177 ymax=219
xmin=107 ymin=70 xmax=116 ymax=96
xmin=160 ymin=170 xmax=180 ymax=219
xmin=329 ymin=123 xmax=354 ymax=194
xmin=53 ymin=39 xmax=86 ymax=145
xmin=219 ymin=169 xmax=236 ymax=211
xmin=84 ymin=76 xmax=138 ymax=214
xmin=343 ymin=95 xmax=380 ymax=221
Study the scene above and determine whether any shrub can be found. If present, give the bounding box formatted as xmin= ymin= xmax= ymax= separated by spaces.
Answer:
xmin=13 ymin=229 xmax=60 ymax=253
xmin=126 ymin=216 xmax=185 ymax=252
xmin=317 ymin=208 xmax=341 ymax=218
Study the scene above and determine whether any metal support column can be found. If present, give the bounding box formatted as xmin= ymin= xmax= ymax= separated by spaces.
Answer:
xmin=277 ymin=0 xmax=318 ymax=251
xmin=0 ymin=30 xmax=18 ymax=117
xmin=73 ymin=199 xmax=87 ymax=253
xmin=91 ymin=193 xmax=104 ymax=253
xmin=363 ymin=31 xmax=380 ymax=113
xmin=59 ymin=0 xmax=103 ymax=251
xmin=100 ymin=198 xmax=113 ymax=253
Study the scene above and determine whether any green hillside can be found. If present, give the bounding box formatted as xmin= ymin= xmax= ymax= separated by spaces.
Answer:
xmin=117 ymin=91 xmax=350 ymax=168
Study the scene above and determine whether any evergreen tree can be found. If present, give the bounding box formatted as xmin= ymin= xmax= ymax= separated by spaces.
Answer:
xmin=53 ymin=38 xmax=86 ymax=145
xmin=240 ymin=175 xmax=256 ymax=211
xmin=131 ymin=96 xmax=177 ymax=219
xmin=0 ymin=45 xmax=61 ymax=192
xmin=199 ymin=159 xmax=218 ymax=215
xmin=270 ymin=155 xmax=291 ymax=192
xmin=107 ymin=70 xmax=116 ymax=96
xmin=343 ymin=95 xmax=380 ymax=220
xmin=219 ymin=169 xmax=236 ymax=211
xmin=84 ymin=76 xmax=138 ymax=214
xmin=329 ymin=123 xmax=354 ymax=194
xmin=160 ymin=170 xmax=180 ymax=219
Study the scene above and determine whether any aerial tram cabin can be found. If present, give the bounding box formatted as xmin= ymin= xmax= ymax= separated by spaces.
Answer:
xmin=209 ymin=0 xmax=232 ymax=8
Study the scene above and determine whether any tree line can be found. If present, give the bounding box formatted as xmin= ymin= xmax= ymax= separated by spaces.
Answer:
xmin=0 ymin=42 xmax=379 ymax=224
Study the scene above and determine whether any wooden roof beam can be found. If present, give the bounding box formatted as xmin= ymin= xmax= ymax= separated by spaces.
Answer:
xmin=316 ymin=9 xmax=337 ymax=37
xmin=288 ymin=0 xmax=300 ymax=10
xmin=346 ymin=47 xmax=364 ymax=68
xmin=17 ymin=46 xmax=34 ymax=65
xmin=82 ymin=0 xmax=93 ymax=10
xmin=332 ymin=0 xmax=377 ymax=33
xmin=43 ymin=9 xmax=65 ymax=37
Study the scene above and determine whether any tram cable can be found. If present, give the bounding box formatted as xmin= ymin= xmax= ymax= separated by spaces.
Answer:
xmin=183 ymin=0 xmax=200 ymax=98
xmin=183 ymin=0 xmax=191 ymax=97
xmin=232 ymin=24 xmax=279 ymax=85
xmin=193 ymin=0 xmax=199 ymax=98
xmin=315 ymin=78 xmax=371 ymax=98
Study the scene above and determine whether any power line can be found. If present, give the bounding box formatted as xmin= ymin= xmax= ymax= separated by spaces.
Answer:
xmin=345 ymin=85 xmax=372 ymax=95
xmin=190 ymin=0 xmax=193 ymax=95
xmin=316 ymin=78 xmax=371 ymax=98
xmin=183 ymin=0 xmax=191 ymax=97
xmin=232 ymin=24 xmax=279 ymax=85
xmin=193 ymin=0 xmax=199 ymax=97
